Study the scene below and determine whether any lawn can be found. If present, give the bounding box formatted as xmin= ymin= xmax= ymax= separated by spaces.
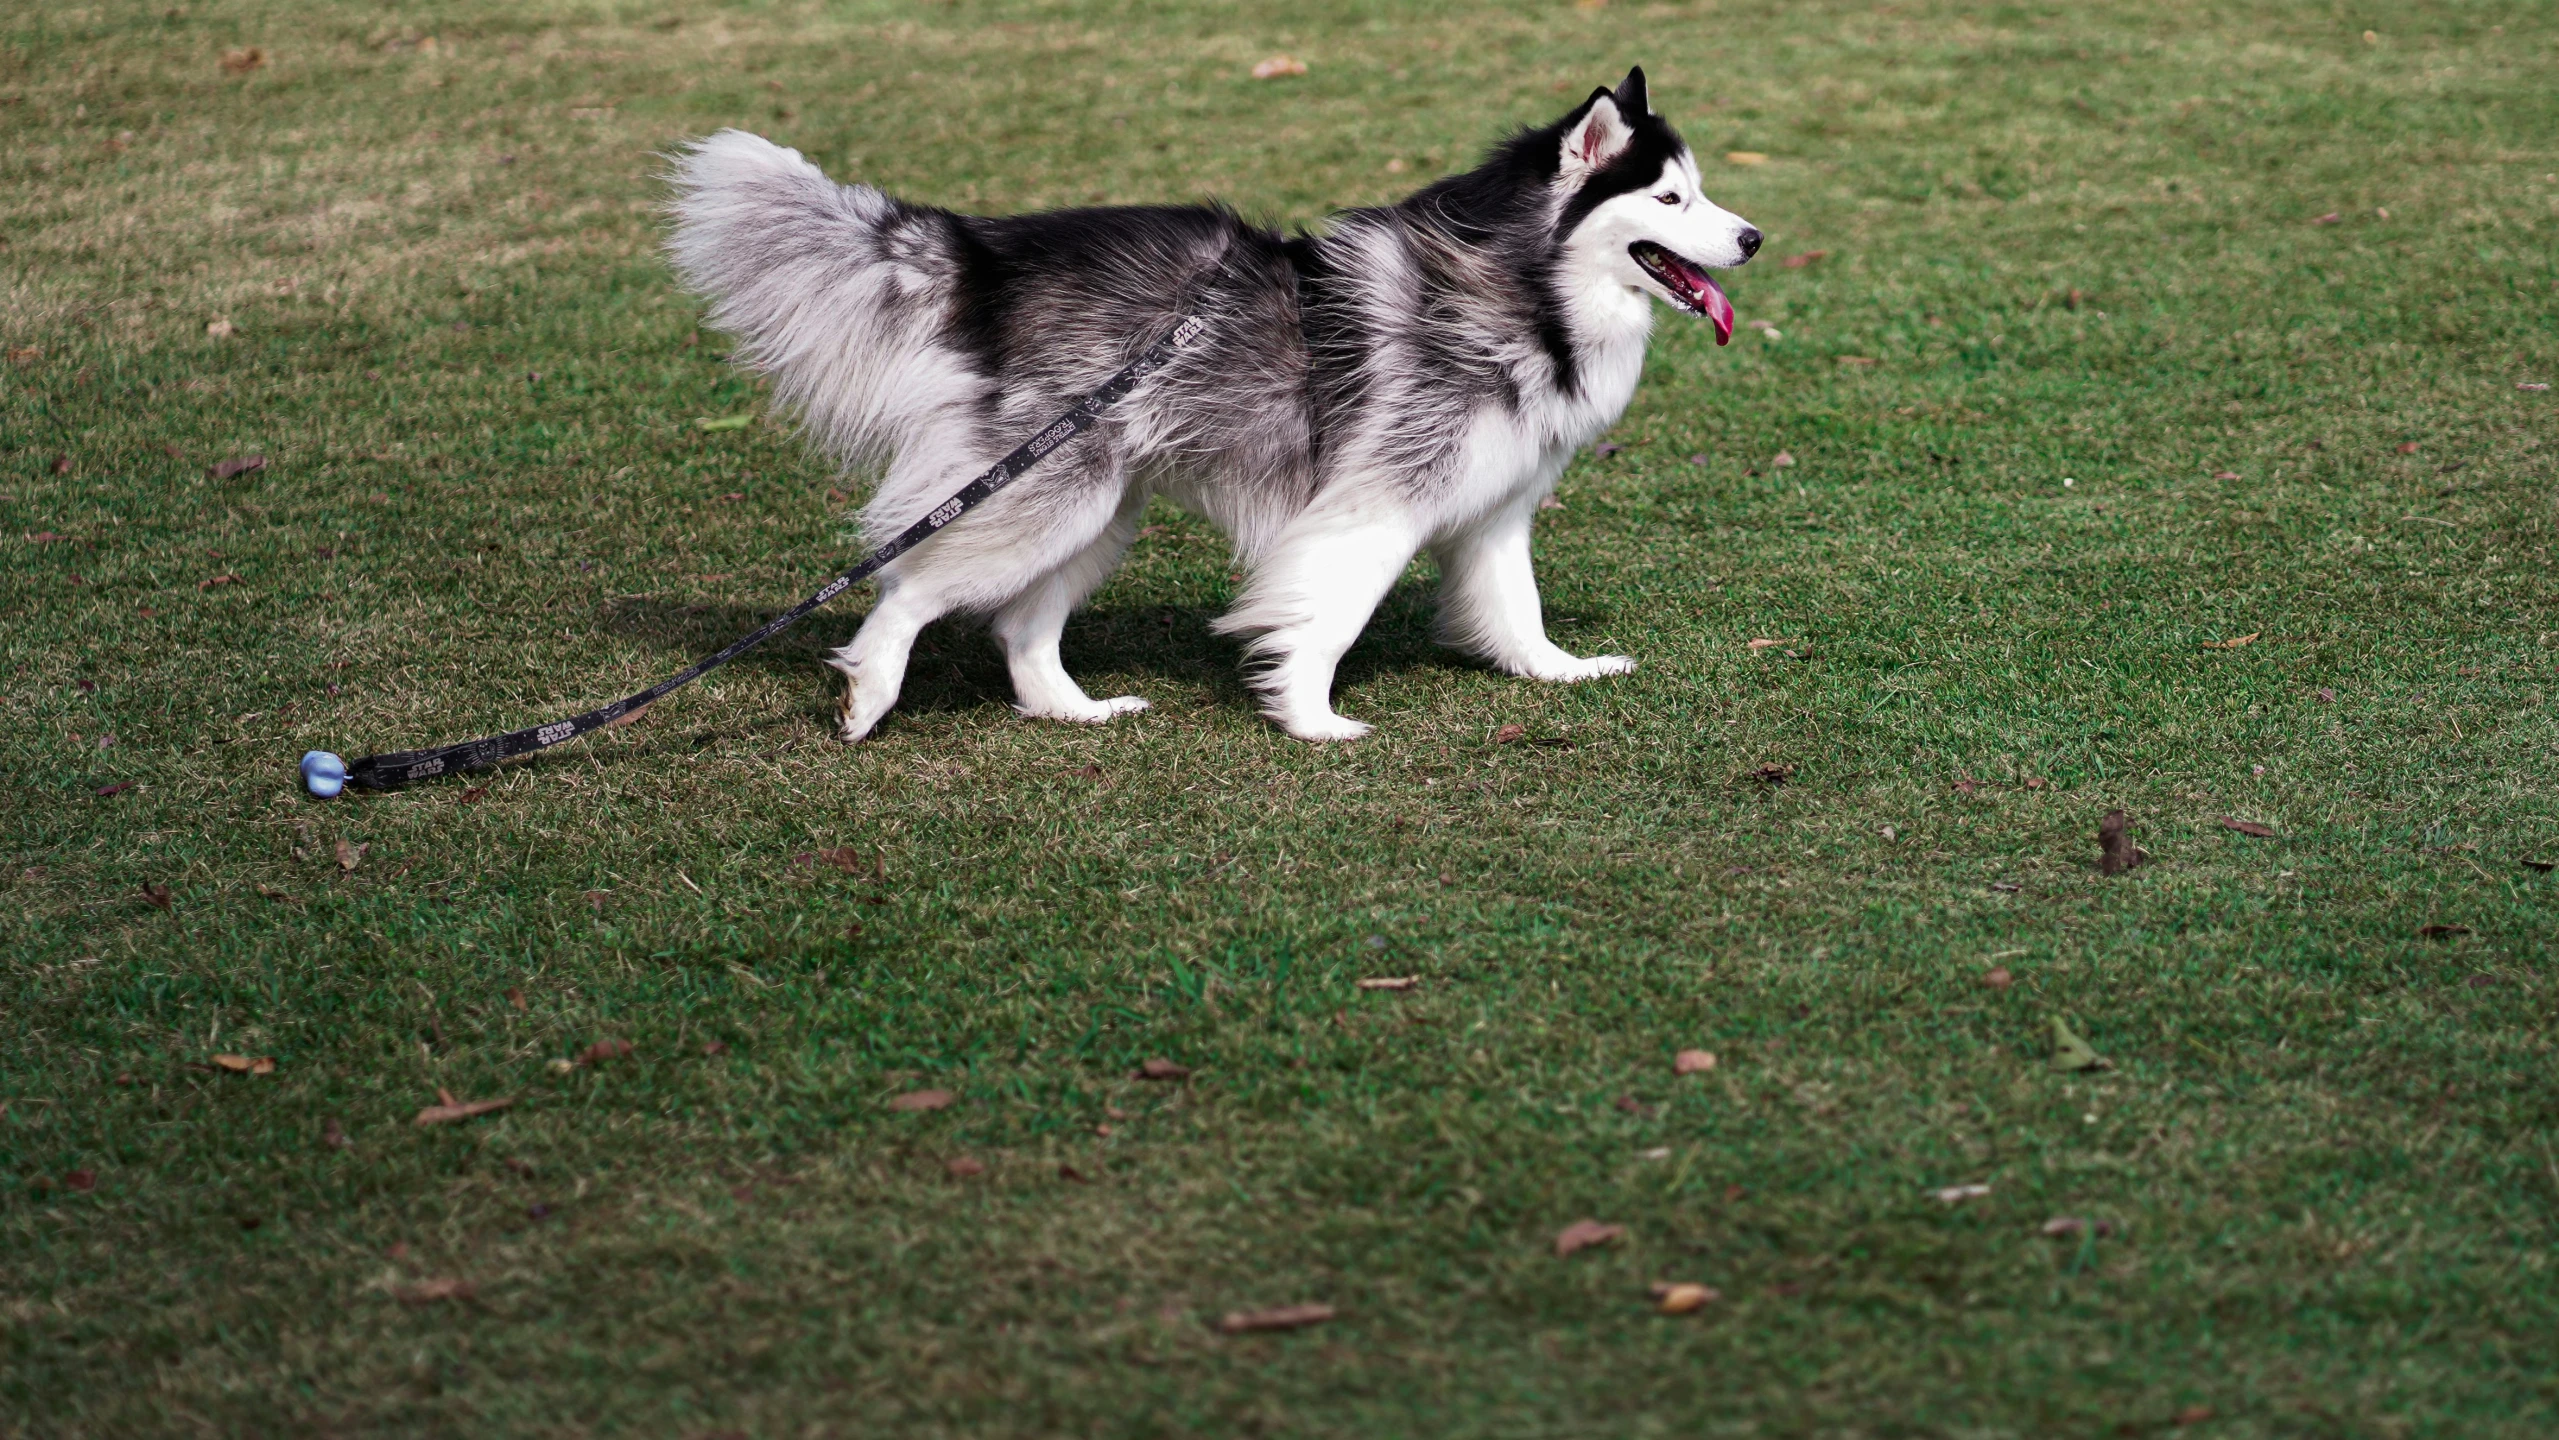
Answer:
xmin=5 ymin=0 xmax=2558 ymax=1434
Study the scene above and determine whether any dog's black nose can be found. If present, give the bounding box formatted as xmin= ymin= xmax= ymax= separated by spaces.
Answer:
xmin=1736 ymin=227 xmax=1762 ymax=260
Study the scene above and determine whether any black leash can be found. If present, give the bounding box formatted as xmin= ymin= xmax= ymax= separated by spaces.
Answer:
xmin=319 ymin=311 xmax=1212 ymax=794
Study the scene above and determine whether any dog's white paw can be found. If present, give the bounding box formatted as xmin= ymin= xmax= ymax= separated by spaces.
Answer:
xmin=1525 ymin=654 xmax=1638 ymax=683
xmin=1021 ymin=694 xmax=1151 ymax=724
xmin=1278 ymin=711 xmax=1373 ymax=743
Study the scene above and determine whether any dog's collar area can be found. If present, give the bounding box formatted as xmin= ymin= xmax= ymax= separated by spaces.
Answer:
xmin=1629 ymin=241 xmax=1734 ymax=344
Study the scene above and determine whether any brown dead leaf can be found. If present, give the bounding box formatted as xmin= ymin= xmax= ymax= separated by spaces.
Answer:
xmin=702 ymin=1039 xmax=727 ymax=1056
xmin=2220 ymin=817 xmax=2278 ymax=838
xmin=208 ymin=455 xmax=266 ymax=480
xmin=2395 ymin=441 xmax=2420 ymax=454
xmin=322 ymin=1118 xmax=350 ymax=1149
xmin=1057 ymin=1163 xmax=1088 ymax=1183
xmin=1745 ymin=637 xmax=1798 ymax=650
xmin=210 ymin=1053 xmax=255 ymax=1073
xmin=219 ymin=47 xmax=265 ymax=73
xmin=2201 ymin=632 xmax=2259 ymax=649
xmin=1356 ymin=975 xmax=1419 ymax=992
xmin=334 ymin=838 xmax=364 ymax=873
xmin=1249 ymin=55 xmax=1308 ymax=79
xmin=504 ymin=986 xmax=526 ymax=1011
xmin=2173 ymin=1407 xmax=2215 ymax=1426
xmin=51 ymin=455 xmax=71 ymax=476
xmin=1673 ymin=1048 xmax=1717 ymax=1075
xmin=2313 ymin=211 xmax=2341 ymax=224
xmin=1984 ymin=966 xmax=2014 ymax=989
xmin=1218 ymin=1302 xmax=1333 ymax=1333
xmin=2523 ymin=859 xmax=2555 ymax=874
xmin=2040 ymin=1215 xmax=2117 ymax=1237
xmin=576 ymin=1038 xmax=633 ymax=1065
xmin=888 ymin=1088 xmax=954 ymax=1112
xmin=2097 ymin=808 xmax=2148 ymax=875
xmin=66 ymin=1169 xmax=97 ymax=1193
xmin=1837 ymin=355 xmax=1879 ymax=367
xmin=945 ymin=1156 xmax=987 ymax=1179
xmin=1613 ymin=1093 xmax=1656 ymax=1118
xmin=1747 ymin=763 xmax=1794 ymax=785
xmin=2417 ymin=923 xmax=2470 ymax=939
xmin=1725 ymin=150 xmax=1768 ymax=166
xmin=413 ymin=1094 xmax=513 ymax=1125
xmin=458 ymin=785 xmax=489 ymax=804
xmin=197 ymin=573 xmax=243 ymax=591
xmin=1651 ymin=1281 xmax=1719 ymax=1313
xmin=1134 ymin=1057 xmax=1191 ymax=1081
xmin=139 ymin=881 xmax=172 ymax=909
xmin=1780 ymin=250 xmax=1827 ymax=269
xmin=255 ymin=884 xmax=295 ymax=903
xmin=1492 ymin=723 xmax=1526 ymax=744
xmin=393 ymin=1278 xmax=476 ymax=1305
xmin=1554 ymin=1219 xmax=1625 ymax=1257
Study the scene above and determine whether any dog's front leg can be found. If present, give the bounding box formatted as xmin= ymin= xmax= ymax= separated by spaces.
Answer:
xmin=1431 ymin=499 xmax=1635 ymax=682
xmin=1214 ymin=510 xmax=1421 ymax=741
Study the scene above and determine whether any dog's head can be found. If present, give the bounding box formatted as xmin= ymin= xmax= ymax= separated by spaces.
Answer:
xmin=1545 ymin=68 xmax=1758 ymax=343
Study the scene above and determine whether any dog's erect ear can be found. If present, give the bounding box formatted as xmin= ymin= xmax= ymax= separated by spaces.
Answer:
xmin=1613 ymin=66 xmax=1649 ymax=116
xmin=1560 ymin=90 xmax=1634 ymax=181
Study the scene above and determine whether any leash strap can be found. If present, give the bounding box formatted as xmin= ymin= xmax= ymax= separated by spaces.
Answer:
xmin=344 ymin=311 xmax=1212 ymax=791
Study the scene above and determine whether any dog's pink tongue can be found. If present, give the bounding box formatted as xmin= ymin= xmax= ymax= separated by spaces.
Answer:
xmin=1701 ymin=277 xmax=1734 ymax=346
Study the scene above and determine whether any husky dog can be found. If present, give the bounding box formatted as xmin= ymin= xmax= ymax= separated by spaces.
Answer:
xmin=667 ymin=66 xmax=1757 ymax=742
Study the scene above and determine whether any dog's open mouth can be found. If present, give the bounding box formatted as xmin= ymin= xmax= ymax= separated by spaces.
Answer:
xmin=1630 ymin=241 xmax=1735 ymax=344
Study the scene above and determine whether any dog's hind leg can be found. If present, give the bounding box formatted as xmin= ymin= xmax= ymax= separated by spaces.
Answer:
xmin=1431 ymin=497 xmax=1635 ymax=682
xmin=827 ymin=576 xmax=946 ymax=743
xmin=1215 ymin=507 xmax=1422 ymax=742
xmin=990 ymin=488 xmax=1153 ymax=724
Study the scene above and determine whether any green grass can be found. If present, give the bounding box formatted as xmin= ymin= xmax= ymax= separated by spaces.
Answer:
xmin=6 ymin=0 xmax=2558 ymax=1434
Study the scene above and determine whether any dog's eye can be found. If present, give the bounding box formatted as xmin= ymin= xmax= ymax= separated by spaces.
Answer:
xmin=1655 ymin=192 xmax=1680 ymax=205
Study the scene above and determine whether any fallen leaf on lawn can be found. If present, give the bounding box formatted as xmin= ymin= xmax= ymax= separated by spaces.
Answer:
xmin=1780 ymin=250 xmax=1827 ymax=268
xmin=1673 ymin=1048 xmax=1717 ymax=1075
xmin=2200 ymin=632 xmax=2259 ymax=649
xmin=1058 ymin=1162 xmax=1088 ymax=1183
xmin=322 ymin=1118 xmax=350 ymax=1149
xmin=1493 ymin=723 xmax=1526 ymax=744
xmin=1135 ymin=1058 xmax=1191 ymax=1081
xmin=1218 ymin=1301 xmax=1333 ymax=1332
xmin=2523 ymin=859 xmax=2555 ymax=874
xmin=1724 ymin=150 xmax=1768 ymax=166
xmin=1554 ymin=1219 xmax=1625 ymax=1257
xmin=458 ymin=785 xmax=489 ymax=804
xmin=945 ymin=1156 xmax=986 ymax=1179
xmin=27 ymin=531 xmax=70 ymax=544
xmin=1931 ymin=1183 xmax=1991 ymax=1203
xmin=51 ymin=455 xmax=71 ymax=475
xmin=1249 ymin=54 xmax=1308 ymax=79
xmin=1746 ymin=637 xmax=1798 ymax=650
xmin=2313 ymin=212 xmax=2341 ymax=224
xmin=2049 ymin=1016 xmax=2110 ymax=1072
xmin=255 ymin=884 xmax=296 ymax=903
xmin=2220 ymin=817 xmax=2277 ymax=838
xmin=205 ymin=318 xmax=236 ymax=339
xmin=2040 ymin=1215 xmax=2117 ymax=1237
xmin=96 ymin=781 xmax=134 ymax=797
xmin=1984 ymin=966 xmax=2014 ymax=989
xmin=2173 ymin=1407 xmax=2215 ymax=1426
xmin=2097 ymin=808 xmax=2148 ymax=875
xmin=414 ymin=1094 xmax=513 ymax=1125
xmin=219 ymin=47 xmax=265 ymax=73
xmin=2395 ymin=441 xmax=2420 ymax=453
xmin=66 ymin=1169 xmax=97 ymax=1193
xmin=2520 ymin=382 xmax=2551 ymax=392
xmin=2319 ymin=686 xmax=2336 ymax=702
xmin=1837 ymin=355 xmax=1879 ymax=367
xmin=693 ymin=414 xmax=752 ymax=431
xmin=1650 ymin=1281 xmax=1719 ymax=1313
xmin=139 ymin=882 xmax=172 ymax=909
xmin=1614 ymin=1093 xmax=1656 ymax=1117
xmin=576 ymin=1038 xmax=633 ymax=1065
xmin=208 ymin=455 xmax=266 ymax=480
xmin=7 ymin=346 xmax=40 ymax=364
xmin=334 ymin=838 xmax=365 ymax=873
xmin=2417 ymin=923 xmax=2470 ymax=939
xmin=1954 ymin=776 xmax=1979 ymax=796
xmin=197 ymin=573 xmax=243 ymax=590
xmin=702 ymin=1039 xmax=727 ymax=1056
xmin=1065 ymin=763 xmax=1102 ymax=780
xmin=1593 ymin=441 xmax=1625 ymax=457
xmin=210 ymin=1053 xmax=263 ymax=1074
xmin=888 ymin=1088 xmax=954 ymax=1112
xmin=393 ymin=1278 xmax=476 ymax=1305
xmin=1748 ymin=763 xmax=1794 ymax=785
xmin=504 ymin=986 xmax=526 ymax=1011
xmin=1356 ymin=975 xmax=1419 ymax=991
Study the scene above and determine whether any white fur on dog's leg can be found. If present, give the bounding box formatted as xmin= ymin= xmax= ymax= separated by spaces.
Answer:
xmin=830 ymin=584 xmax=938 ymax=742
xmin=991 ymin=524 xmax=1150 ymax=725
xmin=1218 ymin=509 xmax=1416 ymax=742
xmin=1433 ymin=500 xmax=1638 ymax=686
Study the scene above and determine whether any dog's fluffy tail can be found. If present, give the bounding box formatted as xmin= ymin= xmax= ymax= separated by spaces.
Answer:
xmin=665 ymin=130 xmax=967 ymax=473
